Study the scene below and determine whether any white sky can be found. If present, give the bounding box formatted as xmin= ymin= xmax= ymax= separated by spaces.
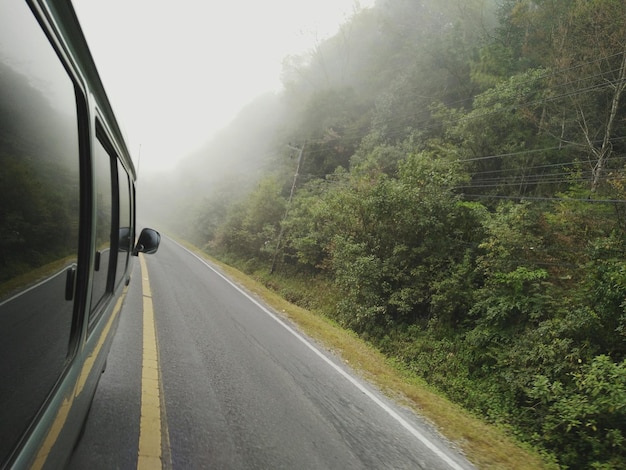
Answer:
xmin=72 ymin=0 xmax=376 ymax=174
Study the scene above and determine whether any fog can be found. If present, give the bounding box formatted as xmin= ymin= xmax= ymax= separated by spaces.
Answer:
xmin=73 ymin=0 xmax=376 ymax=174
xmin=137 ymin=91 xmax=291 ymax=232
xmin=71 ymin=0 xmax=378 ymax=233
xmin=72 ymin=0 xmax=499 ymax=241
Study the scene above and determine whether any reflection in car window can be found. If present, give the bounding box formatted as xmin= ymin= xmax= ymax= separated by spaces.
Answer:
xmin=0 ymin=0 xmax=80 ymax=462
xmin=91 ymin=137 xmax=114 ymax=315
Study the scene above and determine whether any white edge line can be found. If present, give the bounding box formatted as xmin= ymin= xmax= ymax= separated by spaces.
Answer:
xmin=171 ymin=239 xmax=467 ymax=470
xmin=0 ymin=267 xmax=70 ymax=307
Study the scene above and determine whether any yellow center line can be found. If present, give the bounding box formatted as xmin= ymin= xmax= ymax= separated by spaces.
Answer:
xmin=138 ymin=254 xmax=164 ymax=469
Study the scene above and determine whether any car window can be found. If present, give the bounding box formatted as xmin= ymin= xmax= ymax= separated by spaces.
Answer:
xmin=0 ymin=0 xmax=80 ymax=461
xmin=90 ymin=136 xmax=115 ymax=316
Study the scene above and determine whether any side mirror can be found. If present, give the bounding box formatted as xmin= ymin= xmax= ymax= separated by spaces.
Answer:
xmin=132 ymin=228 xmax=160 ymax=256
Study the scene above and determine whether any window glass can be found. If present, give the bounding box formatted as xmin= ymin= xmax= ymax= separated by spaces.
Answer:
xmin=115 ymin=161 xmax=131 ymax=287
xmin=91 ymin=138 xmax=114 ymax=313
xmin=0 ymin=0 xmax=80 ymax=462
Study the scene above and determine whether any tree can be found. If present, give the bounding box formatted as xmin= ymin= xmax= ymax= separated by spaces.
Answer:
xmin=510 ymin=0 xmax=626 ymax=193
xmin=213 ymin=177 xmax=286 ymax=262
xmin=327 ymin=147 xmax=471 ymax=333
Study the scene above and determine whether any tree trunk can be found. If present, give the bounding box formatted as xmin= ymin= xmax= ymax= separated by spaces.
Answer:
xmin=590 ymin=50 xmax=626 ymax=192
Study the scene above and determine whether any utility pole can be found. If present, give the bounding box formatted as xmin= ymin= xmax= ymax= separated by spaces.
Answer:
xmin=270 ymin=143 xmax=305 ymax=274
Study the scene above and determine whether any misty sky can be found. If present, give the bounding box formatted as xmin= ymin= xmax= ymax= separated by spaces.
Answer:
xmin=72 ymin=0 xmax=376 ymax=175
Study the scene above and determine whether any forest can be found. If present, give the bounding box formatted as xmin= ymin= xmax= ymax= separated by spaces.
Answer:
xmin=0 ymin=61 xmax=79 ymax=289
xmin=146 ymin=1 xmax=626 ymax=467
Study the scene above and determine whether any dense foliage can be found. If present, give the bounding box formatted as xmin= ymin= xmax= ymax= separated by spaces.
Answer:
xmin=0 ymin=63 xmax=79 ymax=284
xmin=163 ymin=1 xmax=626 ymax=467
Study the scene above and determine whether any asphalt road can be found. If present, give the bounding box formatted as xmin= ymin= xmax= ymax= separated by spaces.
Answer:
xmin=69 ymin=237 xmax=475 ymax=469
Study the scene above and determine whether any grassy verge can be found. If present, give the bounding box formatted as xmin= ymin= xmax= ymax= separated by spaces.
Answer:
xmin=0 ymin=257 xmax=75 ymax=300
xmin=177 ymin=240 xmax=553 ymax=469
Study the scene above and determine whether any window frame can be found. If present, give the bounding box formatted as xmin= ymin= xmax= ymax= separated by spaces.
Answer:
xmin=88 ymin=122 xmax=122 ymax=328
xmin=115 ymin=159 xmax=132 ymax=289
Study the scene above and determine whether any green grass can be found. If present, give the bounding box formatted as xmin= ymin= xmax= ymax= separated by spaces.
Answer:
xmin=176 ymin=240 xmax=554 ymax=469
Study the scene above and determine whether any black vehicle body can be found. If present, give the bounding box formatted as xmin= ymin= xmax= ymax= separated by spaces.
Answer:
xmin=0 ymin=0 xmax=159 ymax=468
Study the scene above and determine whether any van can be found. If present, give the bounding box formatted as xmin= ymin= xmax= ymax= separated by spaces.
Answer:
xmin=0 ymin=0 xmax=159 ymax=467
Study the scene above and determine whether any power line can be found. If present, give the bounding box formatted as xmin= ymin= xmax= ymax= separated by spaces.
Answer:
xmin=461 ymin=194 xmax=626 ymax=204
